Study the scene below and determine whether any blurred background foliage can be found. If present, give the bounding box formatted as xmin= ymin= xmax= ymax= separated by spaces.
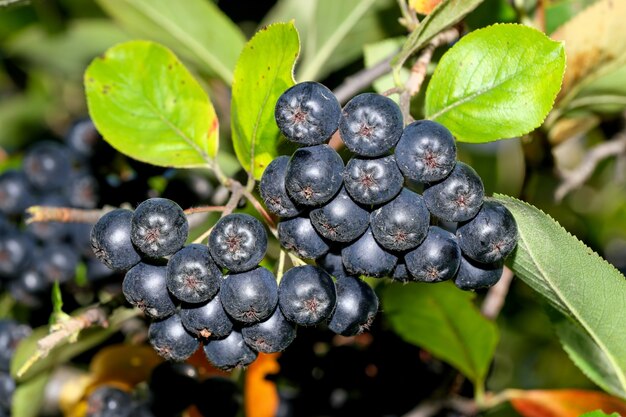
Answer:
xmin=1 ymin=0 xmax=626 ymax=416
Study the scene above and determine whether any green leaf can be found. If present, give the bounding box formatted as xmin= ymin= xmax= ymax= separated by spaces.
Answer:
xmin=95 ymin=0 xmax=245 ymax=84
xmin=85 ymin=40 xmax=219 ymax=169
xmin=424 ymin=24 xmax=566 ymax=143
xmin=11 ymin=371 xmax=50 ymax=417
xmin=579 ymin=411 xmax=621 ymax=417
xmin=6 ymin=19 xmax=129 ymax=79
xmin=391 ymin=0 xmax=485 ymax=77
xmin=495 ymin=194 xmax=626 ymax=399
xmin=231 ymin=23 xmax=299 ymax=180
xmin=381 ymin=282 xmax=498 ymax=384
xmin=11 ymin=307 xmax=138 ymax=382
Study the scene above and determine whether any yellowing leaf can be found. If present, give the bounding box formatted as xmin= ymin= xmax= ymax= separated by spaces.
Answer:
xmin=509 ymin=389 xmax=626 ymax=417
xmin=245 ymin=353 xmax=280 ymax=417
xmin=409 ymin=0 xmax=443 ymax=14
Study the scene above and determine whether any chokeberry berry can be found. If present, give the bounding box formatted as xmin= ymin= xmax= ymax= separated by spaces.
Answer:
xmin=285 ymin=145 xmax=344 ymax=206
xmin=404 ymin=226 xmax=461 ymax=282
xmin=0 ymin=320 xmax=31 ymax=372
xmin=339 ymin=93 xmax=403 ymax=157
xmin=203 ymin=329 xmax=258 ymax=370
xmin=65 ymin=118 xmax=101 ymax=158
xmin=316 ymin=248 xmax=349 ymax=279
xmin=167 ymin=244 xmax=222 ymax=304
xmin=66 ymin=173 xmax=99 ymax=209
xmin=209 ymin=213 xmax=268 ymax=272
xmin=241 ymin=307 xmax=296 ymax=353
xmin=278 ymin=216 xmax=329 ymax=259
xmin=123 ymin=262 xmax=176 ymax=319
xmin=149 ymin=362 xmax=199 ymax=416
xmin=395 ymin=120 xmax=457 ymax=183
xmin=23 ymin=141 xmax=71 ymax=191
xmin=0 ymin=170 xmax=34 ymax=216
xmin=0 ymin=232 xmax=34 ymax=277
xmin=341 ymin=227 xmax=398 ymax=278
xmin=180 ymin=295 xmax=233 ymax=339
xmin=310 ymin=187 xmax=369 ymax=243
xmin=90 ymin=209 xmax=141 ymax=272
xmin=454 ymin=256 xmax=503 ymax=291
xmin=423 ymin=162 xmax=485 ymax=222
xmin=343 ymin=155 xmax=404 ymax=205
xmin=370 ymin=188 xmax=430 ymax=251
xmin=131 ymin=198 xmax=189 ymax=258
xmin=37 ymin=244 xmax=79 ymax=283
xmin=456 ymin=200 xmax=518 ymax=264
xmin=259 ymin=156 xmax=301 ymax=218
xmin=328 ymin=276 xmax=378 ymax=336
xmin=391 ymin=260 xmax=410 ymax=282
xmin=0 ymin=373 xmax=14 ymax=411
xmin=278 ymin=265 xmax=336 ymax=326
xmin=86 ymin=386 xmax=133 ymax=417
xmin=275 ymin=81 xmax=341 ymax=145
xmin=220 ymin=267 xmax=278 ymax=324
xmin=148 ymin=314 xmax=199 ymax=361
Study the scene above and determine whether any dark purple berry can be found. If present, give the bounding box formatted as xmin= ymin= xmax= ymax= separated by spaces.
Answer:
xmin=310 ymin=187 xmax=369 ymax=243
xmin=454 ymin=256 xmax=503 ymax=291
xmin=278 ymin=216 xmax=329 ymax=259
xmin=423 ymin=162 xmax=485 ymax=222
xmin=149 ymin=362 xmax=199 ymax=416
xmin=285 ymin=145 xmax=344 ymax=206
xmin=339 ymin=93 xmax=403 ymax=157
xmin=0 ymin=170 xmax=34 ymax=215
xmin=343 ymin=155 xmax=404 ymax=205
xmin=131 ymin=198 xmax=189 ymax=258
xmin=148 ymin=314 xmax=199 ymax=361
xmin=180 ymin=295 xmax=233 ymax=339
xmin=0 ymin=320 xmax=31 ymax=372
xmin=259 ymin=156 xmax=301 ymax=217
xmin=404 ymin=226 xmax=461 ymax=282
xmin=370 ymin=188 xmax=429 ymax=251
xmin=328 ymin=276 xmax=378 ymax=336
xmin=65 ymin=118 xmax=101 ymax=158
xmin=316 ymin=248 xmax=349 ymax=279
xmin=86 ymin=386 xmax=133 ymax=417
xmin=278 ymin=265 xmax=336 ymax=326
xmin=241 ymin=307 xmax=296 ymax=353
xmin=90 ymin=209 xmax=141 ymax=272
xmin=37 ymin=244 xmax=79 ymax=284
xmin=341 ymin=228 xmax=398 ymax=278
xmin=0 ymin=232 xmax=34 ymax=277
xmin=66 ymin=173 xmax=99 ymax=209
xmin=220 ymin=267 xmax=278 ymax=324
xmin=275 ymin=81 xmax=341 ymax=145
xmin=167 ymin=244 xmax=222 ymax=304
xmin=209 ymin=213 xmax=267 ymax=272
xmin=0 ymin=373 xmax=14 ymax=411
xmin=395 ymin=120 xmax=457 ymax=183
xmin=123 ymin=262 xmax=176 ymax=319
xmin=23 ymin=141 xmax=72 ymax=190
xmin=391 ymin=260 xmax=410 ymax=282
xmin=456 ymin=200 xmax=518 ymax=264
xmin=203 ymin=329 xmax=258 ymax=370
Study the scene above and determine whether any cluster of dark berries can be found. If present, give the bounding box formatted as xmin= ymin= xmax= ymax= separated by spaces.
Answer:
xmin=264 ymin=81 xmax=519 ymax=291
xmin=86 ymin=362 xmax=241 ymax=417
xmin=92 ymin=197 xmax=378 ymax=368
xmin=0 ymin=120 xmax=115 ymax=307
xmin=0 ymin=320 xmax=32 ymax=416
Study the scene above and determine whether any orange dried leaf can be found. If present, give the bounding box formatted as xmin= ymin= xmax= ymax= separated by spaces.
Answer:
xmin=510 ymin=389 xmax=626 ymax=417
xmin=89 ymin=344 xmax=163 ymax=387
xmin=409 ymin=0 xmax=443 ymax=14
xmin=245 ymin=353 xmax=281 ymax=417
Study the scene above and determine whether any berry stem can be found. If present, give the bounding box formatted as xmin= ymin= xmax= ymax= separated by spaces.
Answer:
xmin=26 ymin=206 xmax=112 ymax=224
xmin=183 ymin=206 xmax=226 ymax=215
xmin=276 ymin=249 xmax=286 ymax=283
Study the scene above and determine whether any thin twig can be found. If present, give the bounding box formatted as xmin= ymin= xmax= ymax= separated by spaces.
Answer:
xmin=397 ymin=0 xmax=419 ymax=31
xmin=481 ymin=267 xmax=514 ymax=320
xmin=17 ymin=307 xmax=108 ymax=378
xmin=192 ymin=227 xmax=214 ymax=245
xmin=403 ymin=396 xmax=478 ymax=417
xmin=276 ymin=250 xmax=286 ymax=283
xmin=555 ymin=132 xmax=626 ymax=202
xmin=333 ymin=55 xmax=395 ymax=104
xmin=242 ymin=189 xmax=277 ymax=232
xmin=398 ymin=27 xmax=459 ymax=125
xmin=183 ymin=205 xmax=226 ymax=215
xmin=26 ymin=206 xmax=111 ymax=224
xmin=222 ymin=182 xmax=244 ymax=217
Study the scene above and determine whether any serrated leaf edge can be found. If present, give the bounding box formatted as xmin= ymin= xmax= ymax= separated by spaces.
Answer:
xmin=494 ymin=193 xmax=626 ymax=395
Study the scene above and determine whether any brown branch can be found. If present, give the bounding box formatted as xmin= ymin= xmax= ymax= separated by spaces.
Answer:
xmin=242 ymin=189 xmax=277 ymax=232
xmin=183 ymin=205 xmax=226 ymax=215
xmin=398 ymin=28 xmax=459 ymax=124
xmin=481 ymin=266 xmax=514 ymax=320
xmin=333 ymin=55 xmax=394 ymax=104
xmin=17 ymin=307 xmax=108 ymax=377
xmin=26 ymin=206 xmax=111 ymax=224
xmin=555 ymin=132 xmax=626 ymax=202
